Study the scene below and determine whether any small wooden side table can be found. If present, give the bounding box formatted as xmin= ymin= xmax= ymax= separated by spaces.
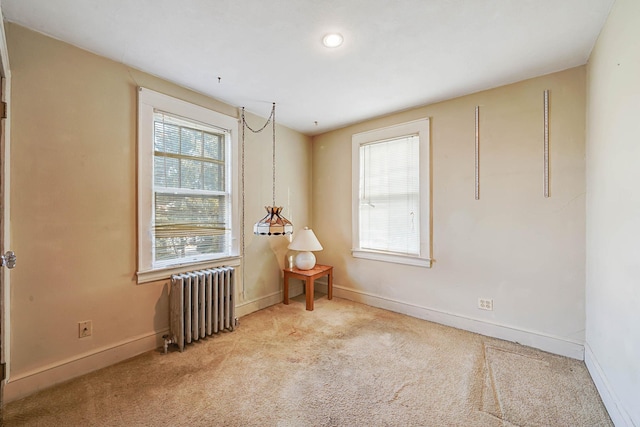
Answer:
xmin=283 ymin=264 xmax=333 ymax=311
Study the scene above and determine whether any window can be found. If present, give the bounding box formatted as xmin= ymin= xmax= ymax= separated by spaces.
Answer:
xmin=137 ymin=88 xmax=239 ymax=283
xmin=352 ymin=118 xmax=431 ymax=267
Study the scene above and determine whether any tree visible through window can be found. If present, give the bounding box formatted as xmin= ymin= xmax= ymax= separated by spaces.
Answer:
xmin=137 ymin=88 xmax=239 ymax=283
xmin=153 ymin=112 xmax=229 ymax=262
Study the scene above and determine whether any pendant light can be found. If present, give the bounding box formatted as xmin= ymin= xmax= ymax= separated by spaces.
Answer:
xmin=241 ymin=103 xmax=293 ymax=236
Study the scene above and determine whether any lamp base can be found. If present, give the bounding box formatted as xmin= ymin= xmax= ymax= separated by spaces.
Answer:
xmin=294 ymin=251 xmax=316 ymax=270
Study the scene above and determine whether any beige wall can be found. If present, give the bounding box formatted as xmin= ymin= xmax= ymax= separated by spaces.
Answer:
xmin=4 ymin=18 xmax=600 ymax=405
xmin=5 ymin=23 xmax=311 ymax=400
xmin=585 ymin=0 xmax=640 ymax=424
xmin=313 ymin=67 xmax=586 ymax=356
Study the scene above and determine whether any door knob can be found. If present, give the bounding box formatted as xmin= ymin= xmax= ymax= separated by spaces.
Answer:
xmin=1 ymin=251 xmax=16 ymax=269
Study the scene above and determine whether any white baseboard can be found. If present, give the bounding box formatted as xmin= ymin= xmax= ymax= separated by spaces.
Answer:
xmin=4 ymin=329 xmax=168 ymax=403
xmin=334 ymin=285 xmax=585 ymax=360
xmin=585 ymin=343 xmax=635 ymax=427
xmin=236 ymin=291 xmax=284 ymax=318
xmin=5 ymin=287 xmax=303 ymax=403
xmin=4 ymin=285 xmax=586 ymax=405
xmin=235 ymin=282 xmax=304 ymax=318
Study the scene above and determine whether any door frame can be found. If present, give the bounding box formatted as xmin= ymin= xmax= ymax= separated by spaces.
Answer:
xmin=0 ymin=8 xmax=12 ymax=405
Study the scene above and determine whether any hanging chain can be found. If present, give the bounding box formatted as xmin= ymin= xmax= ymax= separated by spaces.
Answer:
xmin=240 ymin=103 xmax=280 ymax=296
xmin=241 ymin=103 xmax=277 ymax=206
xmin=240 ymin=103 xmax=278 ymax=260
xmin=242 ymin=103 xmax=275 ymax=133
xmin=241 ymin=109 xmax=246 ymax=298
xmin=241 ymin=108 xmax=246 ymax=261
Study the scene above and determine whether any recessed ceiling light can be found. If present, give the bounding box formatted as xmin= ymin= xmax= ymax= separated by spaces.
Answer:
xmin=322 ymin=33 xmax=343 ymax=48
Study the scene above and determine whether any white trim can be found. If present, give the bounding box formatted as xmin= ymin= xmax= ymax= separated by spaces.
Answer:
xmin=0 ymin=8 xmax=10 ymax=75
xmin=334 ymin=284 xmax=585 ymax=360
xmin=4 ymin=330 xmax=168 ymax=403
xmin=352 ymin=249 xmax=432 ymax=267
xmin=351 ymin=118 xmax=432 ymax=266
xmin=4 ymin=283 xmax=292 ymax=402
xmin=235 ymin=290 xmax=288 ymax=317
xmin=137 ymin=88 xmax=240 ymax=281
xmin=0 ymin=8 xmax=12 ymax=387
xmin=585 ymin=343 xmax=634 ymax=427
xmin=234 ymin=275 xmax=325 ymax=317
xmin=137 ymin=256 xmax=241 ymax=284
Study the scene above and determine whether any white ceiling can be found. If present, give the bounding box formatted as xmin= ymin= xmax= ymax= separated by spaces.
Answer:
xmin=2 ymin=0 xmax=613 ymax=135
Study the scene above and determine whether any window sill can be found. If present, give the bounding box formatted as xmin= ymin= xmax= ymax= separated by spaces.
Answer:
xmin=137 ymin=256 xmax=241 ymax=284
xmin=351 ymin=249 xmax=431 ymax=268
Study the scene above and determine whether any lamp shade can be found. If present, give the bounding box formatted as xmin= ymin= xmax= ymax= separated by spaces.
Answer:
xmin=254 ymin=206 xmax=293 ymax=236
xmin=288 ymin=227 xmax=322 ymax=270
xmin=288 ymin=227 xmax=323 ymax=251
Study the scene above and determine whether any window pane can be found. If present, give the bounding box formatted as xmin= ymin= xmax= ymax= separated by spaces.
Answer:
xmin=181 ymin=127 xmax=203 ymax=157
xmin=204 ymin=133 xmax=223 ymax=160
xmin=154 ymin=122 xmax=180 ymax=154
xmin=154 ymin=157 xmax=166 ymax=187
xmin=180 ymin=159 xmax=203 ymax=190
xmin=203 ymin=162 xmax=224 ymax=191
xmin=147 ymin=105 xmax=233 ymax=268
xmin=165 ymin=157 xmax=180 ymax=188
xmin=154 ymin=193 xmax=229 ymax=262
xmin=359 ymin=135 xmax=419 ymax=255
xmin=154 ymin=156 xmax=181 ymax=187
xmin=154 ymin=121 xmax=163 ymax=152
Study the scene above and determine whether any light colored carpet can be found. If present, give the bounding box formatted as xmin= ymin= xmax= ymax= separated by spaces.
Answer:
xmin=3 ymin=296 xmax=612 ymax=426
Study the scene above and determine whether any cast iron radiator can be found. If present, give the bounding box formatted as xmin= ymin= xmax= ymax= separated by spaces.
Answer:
xmin=169 ymin=267 xmax=237 ymax=352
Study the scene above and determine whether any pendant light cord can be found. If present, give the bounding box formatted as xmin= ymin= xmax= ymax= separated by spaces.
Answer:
xmin=241 ymin=103 xmax=277 ymax=206
xmin=241 ymin=110 xmax=246 ymax=299
xmin=272 ymin=104 xmax=276 ymax=207
xmin=240 ymin=103 xmax=278 ymax=297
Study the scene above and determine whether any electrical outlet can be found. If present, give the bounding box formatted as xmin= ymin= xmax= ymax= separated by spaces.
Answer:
xmin=478 ymin=298 xmax=493 ymax=311
xmin=78 ymin=320 xmax=92 ymax=338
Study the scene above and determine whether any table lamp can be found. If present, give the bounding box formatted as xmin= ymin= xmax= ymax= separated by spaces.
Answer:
xmin=288 ymin=227 xmax=323 ymax=270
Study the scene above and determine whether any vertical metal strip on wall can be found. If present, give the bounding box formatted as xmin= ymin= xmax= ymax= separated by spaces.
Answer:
xmin=543 ymin=90 xmax=550 ymax=198
xmin=475 ymin=106 xmax=480 ymax=200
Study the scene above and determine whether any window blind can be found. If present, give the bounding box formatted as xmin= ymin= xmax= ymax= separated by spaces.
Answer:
xmin=153 ymin=111 xmax=230 ymax=262
xmin=359 ymin=134 xmax=420 ymax=255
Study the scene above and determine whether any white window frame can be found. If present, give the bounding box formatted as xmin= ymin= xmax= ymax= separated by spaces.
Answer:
xmin=351 ymin=118 xmax=432 ymax=268
xmin=137 ymin=88 xmax=240 ymax=283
